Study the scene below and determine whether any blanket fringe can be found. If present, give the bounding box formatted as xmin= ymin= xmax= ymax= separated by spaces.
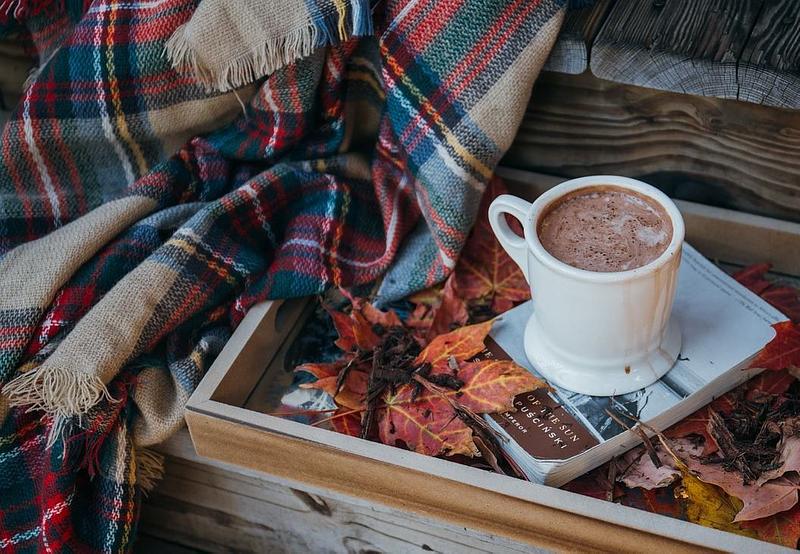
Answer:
xmin=135 ymin=447 xmax=165 ymax=493
xmin=3 ymin=365 xmax=114 ymax=419
xmin=166 ymin=21 xmax=320 ymax=93
xmin=165 ymin=0 xmax=374 ymax=92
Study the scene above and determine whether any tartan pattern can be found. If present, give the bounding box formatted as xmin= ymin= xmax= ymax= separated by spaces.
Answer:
xmin=0 ymin=0 xmax=564 ymax=551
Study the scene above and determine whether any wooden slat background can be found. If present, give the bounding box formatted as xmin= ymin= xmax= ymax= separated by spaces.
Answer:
xmin=504 ymin=71 xmax=800 ymax=222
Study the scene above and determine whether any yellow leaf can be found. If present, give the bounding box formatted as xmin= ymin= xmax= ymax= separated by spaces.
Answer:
xmin=678 ymin=464 xmax=758 ymax=539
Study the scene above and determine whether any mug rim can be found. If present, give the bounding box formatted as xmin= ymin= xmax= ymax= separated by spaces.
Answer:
xmin=526 ymin=175 xmax=685 ymax=283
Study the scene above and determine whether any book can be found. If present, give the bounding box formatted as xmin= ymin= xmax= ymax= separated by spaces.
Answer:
xmin=483 ymin=243 xmax=786 ymax=487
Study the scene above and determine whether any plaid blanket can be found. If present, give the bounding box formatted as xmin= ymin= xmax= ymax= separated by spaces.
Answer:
xmin=0 ymin=0 xmax=565 ymax=551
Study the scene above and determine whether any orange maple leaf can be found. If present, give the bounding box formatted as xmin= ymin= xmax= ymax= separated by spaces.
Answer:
xmin=377 ymin=322 xmax=544 ymax=457
xmin=415 ymin=320 xmax=493 ymax=367
xmin=299 ymin=316 xmax=545 ymax=458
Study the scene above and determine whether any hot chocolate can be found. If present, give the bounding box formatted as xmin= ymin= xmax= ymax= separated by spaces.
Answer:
xmin=537 ymin=186 xmax=672 ymax=272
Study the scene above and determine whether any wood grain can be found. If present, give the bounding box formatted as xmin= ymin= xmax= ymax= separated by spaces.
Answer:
xmin=186 ymin=408 xmax=732 ymax=553
xmin=590 ymin=0 xmax=756 ymax=96
xmin=504 ymin=72 xmax=800 ymax=221
xmin=544 ymin=0 xmax=615 ymax=74
xmin=144 ymin=430 xmax=534 ymax=554
xmin=589 ymin=0 xmax=800 ymax=109
xmin=737 ymin=1 xmax=800 ymax=108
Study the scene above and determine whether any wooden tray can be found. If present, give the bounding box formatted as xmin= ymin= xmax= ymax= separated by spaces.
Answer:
xmin=186 ymin=170 xmax=800 ymax=552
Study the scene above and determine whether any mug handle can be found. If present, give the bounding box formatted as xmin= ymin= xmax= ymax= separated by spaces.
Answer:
xmin=488 ymin=194 xmax=531 ymax=283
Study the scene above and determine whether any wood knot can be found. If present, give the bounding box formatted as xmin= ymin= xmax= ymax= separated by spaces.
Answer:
xmin=291 ymin=489 xmax=332 ymax=516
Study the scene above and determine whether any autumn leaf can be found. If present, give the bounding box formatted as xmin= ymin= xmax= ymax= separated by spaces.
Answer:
xmin=757 ymin=436 xmax=800 ymax=486
xmin=431 ymin=359 xmax=545 ymax=413
xmin=356 ymin=299 xmax=403 ymax=329
xmin=665 ymin=395 xmax=736 ymax=455
xmin=428 ymin=274 xmax=468 ymax=339
xmin=416 ymin=320 xmax=494 ymax=367
xmin=626 ymin=438 xmax=800 ymax=525
xmin=666 ymin=369 xmax=797 ymax=455
xmin=751 ymin=321 xmax=800 ymax=371
xmin=453 ymin=177 xmax=530 ymax=313
xmin=407 ymin=177 xmax=529 ymax=334
xmin=328 ymin=308 xmax=359 ymax=352
xmin=740 ymin=503 xmax=800 ymax=548
xmin=295 ymin=362 xmax=341 ymax=381
xmin=617 ymin=442 xmax=696 ymax=490
xmin=734 ymin=263 xmax=774 ymax=295
xmin=685 ymin=457 xmax=799 ymax=523
xmin=734 ymin=264 xmax=800 ymax=322
xmin=331 ymin=409 xmax=362 ymax=437
xmin=379 ymin=392 xmax=475 ymax=456
xmin=762 ymin=287 xmax=800 ymax=324
xmin=378 ymin=358 xmax=544 ymax=451
xmin=560 ymin=465 xmax=615 ymax=501
xmin=377 ymin=322 xmax=544 ymax=457
xmin=680 ymin=470 xmax=757 ymax=538
xmin=620 ymin=487 xmax=685 ymax=521
xmin=332 ymin=297 xmax=406 ymax=352
xmin=300 ymin=369 xmax=367 ymax=410
xmin=664 ymin=440 xmax=759 ymax=537
xmin=405 ymin=276 xmax=469 ymax=341
xmin=294 ymin=306 xmax=545 ymax=460
xmin=746 ymin=369 xmax=797 ymax=401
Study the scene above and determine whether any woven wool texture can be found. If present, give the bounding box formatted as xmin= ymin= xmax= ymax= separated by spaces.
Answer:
xmin=0 ymin=0 xmax=565 ymax=551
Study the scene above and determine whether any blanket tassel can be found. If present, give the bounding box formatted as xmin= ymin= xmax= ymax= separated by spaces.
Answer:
xmin=135 ymin=447 xmax=165 ymax=493
xmin=3 ymin=365 xmax=114 ymax=420
xmin=165 ymin=0 xmax=373 ymax=93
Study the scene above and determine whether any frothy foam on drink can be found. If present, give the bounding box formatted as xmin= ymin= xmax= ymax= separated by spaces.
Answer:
xmin=537 ymin=188 xmax=672 ymax=272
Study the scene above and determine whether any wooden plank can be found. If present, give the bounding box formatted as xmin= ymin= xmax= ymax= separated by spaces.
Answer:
xmin=505 ymin=71 xmax=800 ymax=222
xmin=590 ymin=0 xmax=768 ymax=102
xmin=134 ymin=535 xmax=202 ymax=554
xmin=544 ymin=0 xmax=615 ymax=74
xmin=145 ymin=430 xmax=534 ymax=554
xmin=737 ymin=1 xmax=800 ymax=108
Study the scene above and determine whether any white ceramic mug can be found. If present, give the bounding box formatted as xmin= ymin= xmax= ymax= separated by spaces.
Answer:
xmin=489 ymin=176 xmax=685 ymax=396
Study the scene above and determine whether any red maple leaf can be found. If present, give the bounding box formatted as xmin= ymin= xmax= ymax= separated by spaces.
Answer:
xmin=734 ymin=264 xmax=800 ymax=322
xmin=297 ymin=308 xmax=544 ymax=458
xmin=740 ymin=503 xmax=800 ymax=548
xmin=453 ymin=177 xmax=530 ymax=314
xmin=751 ymin=321 xmax=800 ymax=371
xmin=378 ymin=322 xmax=544 ymax=456
xmin=408 ymin=177 xmax=530 ymax=334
